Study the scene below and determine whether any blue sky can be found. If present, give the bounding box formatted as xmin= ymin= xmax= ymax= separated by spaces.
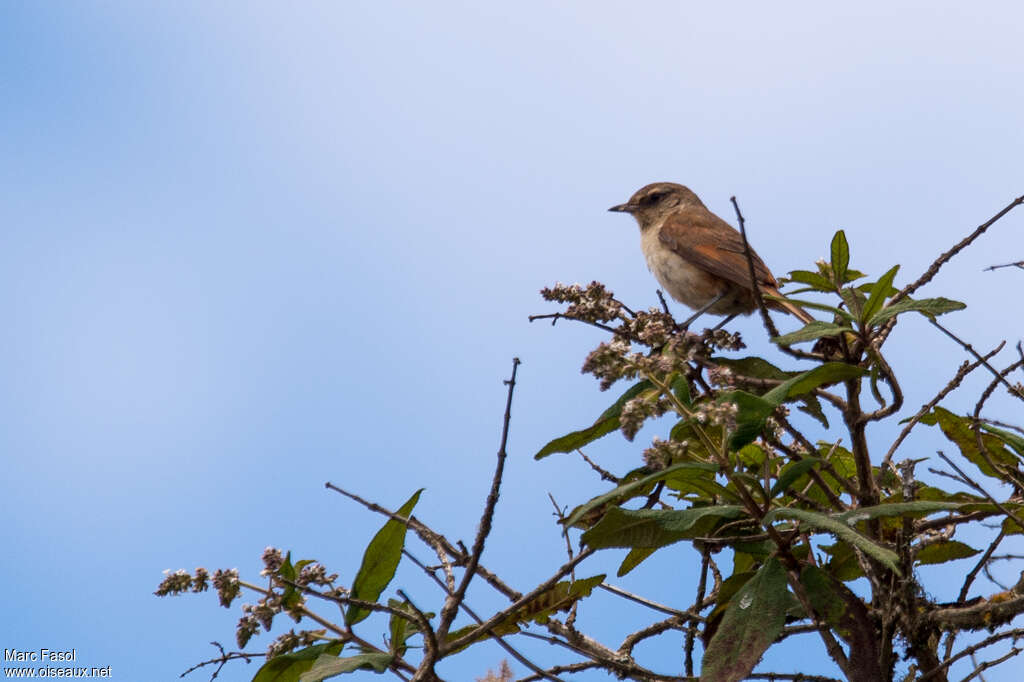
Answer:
xmin=2 ymin=2 xmax=1023 ymax=680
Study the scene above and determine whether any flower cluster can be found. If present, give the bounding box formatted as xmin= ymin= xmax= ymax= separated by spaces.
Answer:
xmin=643 ymin=437 xmax=690 ymax=470
xmin=266 ymin=630 xmax=323 ymax=659
xmin=261 ymin=547 xmax=285 ymax=576
xmin=619 ymin=394 xmax=672 ymax=441
xmin=213 ymin=568 xmax=242 ymax=608
xmin=540 ymin=281 xmax=622 ymax=323
xmin=692 ymin=400 xmax=739 ymax=431
xmin=155 ymin=568 xmax=209 ymax=596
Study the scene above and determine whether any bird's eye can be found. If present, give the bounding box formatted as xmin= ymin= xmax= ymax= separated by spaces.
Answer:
xmin=644 ymin=191 xmax=664 ymax=204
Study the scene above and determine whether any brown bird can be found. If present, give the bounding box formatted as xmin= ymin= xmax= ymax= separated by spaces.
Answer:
xmin=608 ymin=182 xmax=814 ymax=327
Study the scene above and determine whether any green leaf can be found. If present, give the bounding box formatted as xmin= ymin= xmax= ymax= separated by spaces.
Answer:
xmin=346 ymin=489 xmax=423 ymax=626
xmin=798 ymin=395 xmax=829 ymax=428
xmin=709 ymin=356 xmax=793 ymax=381
xmin=920 ymin=407 xmax=1019 ymax=479
xmin=386 ymin=599 xmax=433 ymax=657
xmin=839 ymin=287 xmax=865 ymax=322
xmin=701 ymin=558 xmax=790 ymax=682
xmin=861 ymin=265 xmax=900 ymax=324
xmin=830 ymin=231 xmax=850 ymax=285
xmin=820 ymin=541 xmax=864 ymax=582
xmin=565 ymin=462 xmax=717 ymax=528
xmin=764 ymin=507 xmax=900 ymax=573
xmin=764 ymin=294 xmax=856 ymax=323
xmin=788 ymin=270 xmax=835 ymax=291
xmin=445 ymin=575 xmax=606 ymax=652
xmin=618 ymin=547 xmax=656 ymax=577
xmin=800 ymin=565 xmax=846 ymax=632
xmin=253 ymin=642 xmax=345 ymax=682
xmin=834 ymin=500 xmax=965 ymax=524
xmin=980 ymin=423 xmax=1024 ymax=459
xmin=534 ymin=380 xmax=654 ymax=459
xmin=762 ymin=363 xmax=866 ymax=405
xmin=771 ymin=458 xmax=823 ymax=498
xmin=915 ymin=541 xmax=980 ymax=566
xmin=772 ymin=321 xmax=848 ymax=346
xmin=671 ymin=374 xmax=693 ymax=408
xmin=723 ymin=391 xmax=776 ymax=450
xmin=582 ymin=505 xmax=746 ymax=550
xmin=866 ymin=297 xmax=966 ymax=327
xmin=298 ymin=653 xmax=393 ymax=681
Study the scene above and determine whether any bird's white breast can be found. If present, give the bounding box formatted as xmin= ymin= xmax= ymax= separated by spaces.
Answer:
xmin=639 ymin=226 xmax=725 ymax=310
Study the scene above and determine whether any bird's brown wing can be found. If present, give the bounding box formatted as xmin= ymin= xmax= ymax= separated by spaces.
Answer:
xmin=657 ymin=209 xmax=779 ymax=290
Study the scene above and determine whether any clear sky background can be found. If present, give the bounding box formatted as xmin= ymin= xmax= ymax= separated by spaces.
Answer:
xmin=2 ymin=2 xmax=1023 ymax=681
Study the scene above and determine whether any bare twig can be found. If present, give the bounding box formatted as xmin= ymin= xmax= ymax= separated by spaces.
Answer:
xmin=179 ymin=642 xmax=263 ymax=680
xmin=892 ymin=193 xmax=1024 ymax=304
xmin=438 ymin=358 xmax=521 ymax=641
xmin=882 ymin=343 xmax=1005 ymax=469
xmin=983 ymin=260 xmax=1024 ymax=272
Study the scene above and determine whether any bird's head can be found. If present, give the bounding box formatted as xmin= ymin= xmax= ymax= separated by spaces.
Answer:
xmin=608 ymin=182 xmax=704 ymax=230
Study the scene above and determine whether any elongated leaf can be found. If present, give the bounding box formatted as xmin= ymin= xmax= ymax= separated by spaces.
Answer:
xmin=253 ymin=642 xmax=345 ymax=682
xmin=582 ymin=505 xmax=745 ymax=549
xmin=916 ymin=540 xmax=979 ymax=566
xmin=565 ymin=462 xmax=717 ymax=528
xmin=445 ymin=575 xmax=606 ymax=652
xmin=701 ymin=558 xmax=790 ymax=682
xmin=771 ymin=458 xmax=822 ymax=498
xmin=772 ymin=321 xmax=848 ymax=346
xmin=534 ymin=380 xmax=654 ymax=459
xmin=821 ymin=541 xmax=864 ymax=582
xmin=920 ymin=407 xmax=1019 ymax=478
xmin=861 ymin=265 xmax=900 ymax=324
xmin=762 ymin=363 xmax=866 ymax=405
xmin=980 ymin=423 xmax=1024 ymax=459
xmin=346 ymin=490 xmax=423 ymax=626
xmin=617 ymin=547 xmax=656 ymax=577
xmin=788 ymin=270 xmax=835 ymax=291
xmin=798 ymin=395 xmax=829 ymax=428
xmin=840 ymin=287 xmax=865 ymax=322
xmin=723 ymin=391 xmax=775 ymax=450
xmin=671 ymin=374 xmax=693 ymax=407
xmin=710 ymin=356 xmax=793 ymax=381
xmin=830 ymin=231 xmax=850 ymax=285
xmin=866 ymin=297 xmax=966 ymax=327
xmin=299 ymin=653 xmax=393 ymax=681
xmin=764 ymin=507 xmax=899 ymax=572
xmin=764 ymin=294 xmax=856 ymax=323
xmin=834 ymin=500 xmax=965 ymax=525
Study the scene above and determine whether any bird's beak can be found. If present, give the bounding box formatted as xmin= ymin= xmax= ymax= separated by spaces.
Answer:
xmin=608 ymin=202 xmax=634 ymax=213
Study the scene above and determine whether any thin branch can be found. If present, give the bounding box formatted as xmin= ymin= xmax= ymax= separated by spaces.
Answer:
xmin=983 ymin=260 xmax=1024 ymax=272
xmin=438 ymin=358 xmax=521 ymax=640
xmin=891 ymin=193 xmax=1024 ymax=305
xmin=576 ymin=449 xmax=619 ymax=483
xmin=443 ymin=547 xmax=596 ymax=654
xmin=923 ymin=628 xmax=1024 ymax=680
xmin=179 ymin=642 xmax=263 ymax=680
xmin=598 ymin=582 xmax=693 ymax=618
xmin=928 ymin=319 xmax=1024 ymax=401
xmin=882 ymin=344 xmax=1004 ymax=468
xmin=324 ymin=482 xmax=521 ymax=601
xmin=528 ymin=312 xmax=619 ymax=335
xmin=401 ymin=551 xmax=563 ymax=682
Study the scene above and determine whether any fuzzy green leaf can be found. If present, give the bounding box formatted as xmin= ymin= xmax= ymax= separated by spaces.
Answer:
xmin=701 ymin=558 xmax=790 ymax=682
xmin=253 ymin=642 xmax=345 ymax=682
xmin=866 ymin=297 xmax=966 ymax=327
xmin=582 ymin=505 xmax=745 ymax=550
xmin=346 ymin=489 xmax=423 ymax=626
xmin=534 ymin=380 xmax=654 ymax=459
xmin=772 ymin=321 xmax=848 ymax=346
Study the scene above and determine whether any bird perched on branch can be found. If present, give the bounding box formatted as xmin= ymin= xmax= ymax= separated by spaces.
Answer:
xmin=608 ymin=182 xmax=814 ymax=328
